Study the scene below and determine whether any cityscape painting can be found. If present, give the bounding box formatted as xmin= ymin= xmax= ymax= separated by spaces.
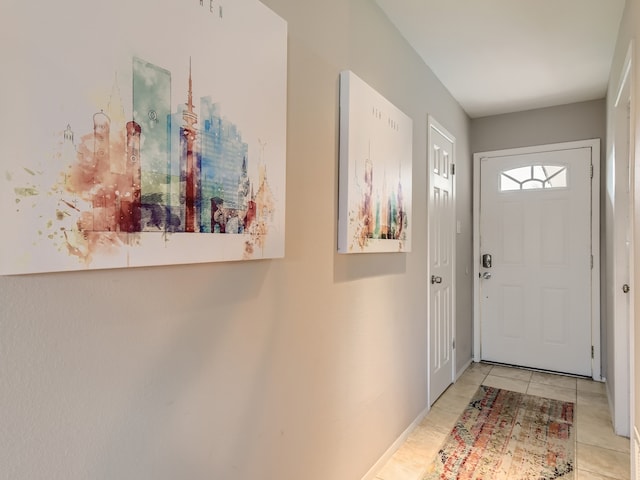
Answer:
xmin=0 ymin=0 xmax=287 ymax=274
xmin=338 ymin=71 xmax=413 ymax=254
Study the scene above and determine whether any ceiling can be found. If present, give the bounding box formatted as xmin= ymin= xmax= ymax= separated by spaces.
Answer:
xmin=375 ymin=0 xmax=626 ymax=118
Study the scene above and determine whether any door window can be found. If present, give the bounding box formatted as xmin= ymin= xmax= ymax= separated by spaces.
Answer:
xmin=500 ymin=165 xmax=567 ymax=191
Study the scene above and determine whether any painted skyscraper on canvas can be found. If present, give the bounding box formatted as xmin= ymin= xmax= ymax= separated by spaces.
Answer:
xmin=0 ymin=0 xmax=287 ymax=274
xmin=338 ymin=71 xmax=413 ymax=254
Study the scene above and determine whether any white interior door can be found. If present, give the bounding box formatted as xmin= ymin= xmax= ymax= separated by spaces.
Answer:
xmin=612 ymin=99 xmax=631 ymax=435
xmin=428 ymin=117 xmax=455 ymax=405
xmin=479 ymin=147 xmax=593 ymax=376
xmin=612 ymin=57 xmax=632 ymax=437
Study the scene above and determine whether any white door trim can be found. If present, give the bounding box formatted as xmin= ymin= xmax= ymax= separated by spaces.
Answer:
xmin=473 ymin=139 xmax=601 ymax=380
xmin=427 ymin=115 xmax=456 ymax=405
xmin=619 ymin=38 xmax=638 ymax=475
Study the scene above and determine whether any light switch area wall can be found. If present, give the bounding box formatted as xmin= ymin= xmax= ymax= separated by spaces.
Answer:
xmin=0 ymin=1 xmax=471 ymax=479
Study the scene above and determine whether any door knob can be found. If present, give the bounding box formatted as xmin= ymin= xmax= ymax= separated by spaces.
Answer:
xmin=431 ymin=275 xmax=442 ymax=284
xmin=623 ymin=284 xmax=630 ymax=293
xmin=482 ymin=272 xmax=492 ymax=280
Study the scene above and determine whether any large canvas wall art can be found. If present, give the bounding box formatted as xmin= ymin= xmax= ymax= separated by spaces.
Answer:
xmin=338 ymin=71 xmax=413 ymax=253
xmin=0 ymin=0 xmax=287 ymax=274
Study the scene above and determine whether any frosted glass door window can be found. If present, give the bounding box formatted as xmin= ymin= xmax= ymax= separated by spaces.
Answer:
xmin=500 ymin=165 xmax=567 ymax=191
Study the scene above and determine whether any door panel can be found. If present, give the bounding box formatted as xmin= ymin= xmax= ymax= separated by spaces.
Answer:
xmin=428 ymin=119 xmax=455 ymax=405
xmin=479 ymin=147 xmax=592 ymax=376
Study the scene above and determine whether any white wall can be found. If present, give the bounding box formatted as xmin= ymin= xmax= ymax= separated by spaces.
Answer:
xmin=0 ymin=1 xmax=471 ymax=479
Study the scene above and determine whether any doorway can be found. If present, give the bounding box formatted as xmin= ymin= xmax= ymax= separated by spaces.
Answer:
xmin=611 ymin=41 xmax=633 ymax=438
xmin=473 ymin=140 xmax=601 ymax=379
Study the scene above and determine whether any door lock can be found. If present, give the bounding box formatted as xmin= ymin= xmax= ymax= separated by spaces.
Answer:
xmin=431 ymin=275 xmax=442 ymax=284
xmin=623 ymin=284 xmax=630 ymax=294
xmin=482 ymin=254 xmax=492 ymax=268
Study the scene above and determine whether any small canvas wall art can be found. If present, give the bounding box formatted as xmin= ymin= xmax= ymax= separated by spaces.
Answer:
xmin=0 ymin=0 xmax=287 ymax=274
xmin=338 ymin=71 xmax=413 ymax=253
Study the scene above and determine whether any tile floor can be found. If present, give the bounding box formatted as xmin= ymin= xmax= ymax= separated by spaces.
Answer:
xmin=374 ymin=362 xmax=630 ymax=480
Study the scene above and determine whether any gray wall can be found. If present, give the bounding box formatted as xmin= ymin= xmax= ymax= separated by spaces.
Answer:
xmin=471 ymin=99 xmax=606 ymax=154
xmin=0 ymin=1 xmax=472 ymax=479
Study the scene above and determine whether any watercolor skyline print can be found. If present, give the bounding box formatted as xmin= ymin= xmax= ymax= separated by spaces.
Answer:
xmin=0 ymin=0 xmax=287 ymax=274
xmin=338 ymin=71 xmax=413 ymax=254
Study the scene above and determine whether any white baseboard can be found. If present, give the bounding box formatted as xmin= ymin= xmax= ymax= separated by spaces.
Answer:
xmin=361 ymin=360 xmax=474 ymax=480
xmin=360 ymin=405 xmax=430 ymax=480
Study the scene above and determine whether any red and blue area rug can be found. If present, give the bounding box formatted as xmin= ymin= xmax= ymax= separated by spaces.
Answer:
xmin=424 ymin=385 xmax=575 ymax=480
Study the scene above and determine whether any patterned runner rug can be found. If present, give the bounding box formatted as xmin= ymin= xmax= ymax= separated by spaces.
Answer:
xmin=423 ymin=385 xmax=575 ymax=480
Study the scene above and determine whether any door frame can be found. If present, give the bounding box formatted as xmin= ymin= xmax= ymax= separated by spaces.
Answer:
xmin=472 ymin=139 xmax=601 ymax=380
xmin=612 ymin=40 xmax=634 ymax=438
xmin=427 ymin=115 xmax=456 ymax=405
xmin=616 ymin=38 xmax=639 ymax=474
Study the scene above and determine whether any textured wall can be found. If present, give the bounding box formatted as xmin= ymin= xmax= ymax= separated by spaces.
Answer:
xmin=0 ymin=1 xmax=472 ymax=479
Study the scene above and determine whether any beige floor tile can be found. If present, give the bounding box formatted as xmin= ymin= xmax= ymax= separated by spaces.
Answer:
xmin=577 ymin=402 xmax=613 ymax=423
xmin=482 ymin=373 xmax=529 ymax=393
xmin=376 ymin=436 xmax=433 ymax=480
xmin=577 ymin=404 xmax=630 ymax=453
xmin=577 ymin=378 xmax=606 ymax=395
xmin=489 ymin=365 xmax=533 ymax=382
xmin=578 ymin=390 xmax=610 ymax=409
xmin=406 ymin=424 xmax=447 ymax=459
xmin=456 ymin=368 xmax=489 ymax=386
xmin=433 ymin=390 xmax=474 ymax=415
xmin=431 ymin=396 xmax=469 ymax=417
xmin=526 ymin=382 xmax=576 ymax=403
xmin=375 ymin=458 xmax=422 ymax=480
xmin=576 ymin=470 xmax=625 ymax=480
xmin=530 ymin=371 xmax=577 ymax=390
xmin=390 ymin=442 xmax=427 ymax=469
xmin=416 ymin=419 xmax=451 ymax=440
xmin=466 ymin=361 xmax=495 ymax=375
xmin=420 ymin=406 xmax=460 ymax=433
xmin=577 ymin=443 xmax=630 ymax=480
xmin=445 ymin=380 xmax=482 ymax=399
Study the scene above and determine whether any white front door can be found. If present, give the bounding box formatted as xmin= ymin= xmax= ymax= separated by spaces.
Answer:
xmin=479 ymin=146 xmax=593 ymax=376
xmin=428 ymin=117 xmax=455 ymax=405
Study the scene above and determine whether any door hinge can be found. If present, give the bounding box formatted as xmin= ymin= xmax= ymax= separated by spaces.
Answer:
xmin=591 ymin=346 xmax=594 ymax=359
xmin=452 ymin=339 xmax=456 ymax=349
xmin=451 ymin=164 xmax=456 ymax=175
xmin=591 ymin=255 xmax=594 ymax=269
xmin=590 ymin=164 xmax=594 ymax=179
